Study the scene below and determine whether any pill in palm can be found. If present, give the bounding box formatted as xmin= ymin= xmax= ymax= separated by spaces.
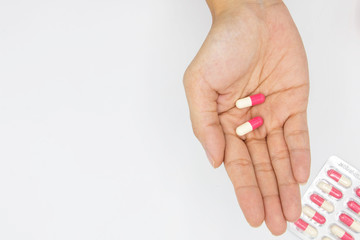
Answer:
xmin=235 ymin=93 xmax=265 ymax=109
xmin=236 ymin=117 xmax=263 ymax=136
xmin=330 ymin=225 xmax=353 ymax=240
xmin=294 ymin=219 xmax=318 ymax=238
xmin=310 ymin=193 xmax=334 ymax=213
xmin=327 ymin=169 xmax=352 ymax=188
xmin=339 ymin=213 xmax=360 ymax=233
xmin=317 ymin=181 xmax=343 ymax=199
xmin=302 ymin=205 xmax=326 ymax=224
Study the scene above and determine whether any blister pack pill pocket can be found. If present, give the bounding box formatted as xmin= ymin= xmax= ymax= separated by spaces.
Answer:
xmin=289 ymin=156 xmax=360 ymax=240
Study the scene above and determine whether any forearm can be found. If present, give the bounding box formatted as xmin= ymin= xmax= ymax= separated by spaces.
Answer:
xmin=206 ymin=0 xmax=283 ymax=18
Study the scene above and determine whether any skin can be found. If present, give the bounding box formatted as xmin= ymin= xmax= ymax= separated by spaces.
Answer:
xmin=183 ymin=0 xmax=310 ymax=236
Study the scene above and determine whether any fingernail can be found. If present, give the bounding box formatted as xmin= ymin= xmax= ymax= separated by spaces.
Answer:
xmin=205 ymin=150 xmax=215 ymax=168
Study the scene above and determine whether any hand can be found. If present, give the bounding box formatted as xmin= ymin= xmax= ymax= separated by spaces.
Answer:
xmin=183 ymin=0 xmax=310 ymax=235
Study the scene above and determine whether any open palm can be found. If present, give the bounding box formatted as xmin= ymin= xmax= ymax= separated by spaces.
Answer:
xmin=184 ymin=2 xmax=310 ymax=235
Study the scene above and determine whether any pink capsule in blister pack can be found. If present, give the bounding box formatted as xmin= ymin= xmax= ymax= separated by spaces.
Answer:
xmin=289 ymin=156 xmax=360 ymax=240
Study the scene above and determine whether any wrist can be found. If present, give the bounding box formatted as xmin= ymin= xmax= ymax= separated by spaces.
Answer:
xmin=206 ymin=0 xmax=283 ymax=19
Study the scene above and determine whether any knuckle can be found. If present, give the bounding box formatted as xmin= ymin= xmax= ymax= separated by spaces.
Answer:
xmin=290 ymin=147 xmax=310 ymax=153
xmin=254 ymin=161 xmax=273 ymax=174
xmin=262 ymin=193 xmax=279 ymax=200
xmin=245 ymin=138 xmax=265 ymax=146
xmin=191 ymin=125 xmax=202 ymax=139
xmin=286 ymin=130 xmax=308 ymax=139
xmin=234 ymin=184 xmax=258 ymax=193
xmin=225 ymin=158 xmax=252 ymax=170
xmin=191 ymin=119 xmax=220 ymax=141
xmin=278 ymin=181 xmax=298 ymax=188
xmin=270 ymin=149 xmax=289 ymax=164
xmin=267 ymin=127 xmax=283 ymax=137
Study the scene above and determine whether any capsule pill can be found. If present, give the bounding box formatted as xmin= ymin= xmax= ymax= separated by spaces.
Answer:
xmin=235 ymin=93 xmax=265 ymax=109
xmin=347 ymin=201 xmax=360 ymax=215
xmin=339 ymin=213 xmax=360 ymax=233
xmin=330 ymin=225 xmax=353 ymax=240
xmin=355 ymin=188 xmax=360 ymax=198
xmin=310 ymin=194 xmax=334 ymax=213
xmin=317 ymin=181 xmax=343 ymax=199
xmin=294 ymin=219 xmax=318 ymax=238
xmin=289 ymin=157 xmax=360 ymax=240
xmin=327 ymin=169 xmax=352 ymax=188
xmin=236 ymin=117 xmax=263 ymax=136
xmin=302 ymin=205 xmax=326 ymax=224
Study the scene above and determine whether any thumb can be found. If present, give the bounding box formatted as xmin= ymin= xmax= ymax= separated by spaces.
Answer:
xmin=183 ymin=70 xmax=225 ymax=168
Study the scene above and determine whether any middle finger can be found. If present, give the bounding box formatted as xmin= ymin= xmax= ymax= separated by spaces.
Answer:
xmin=246 ymin=137 xmax=287 ymax=236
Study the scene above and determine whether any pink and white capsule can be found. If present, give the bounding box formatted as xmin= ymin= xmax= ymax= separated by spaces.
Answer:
xmin=236 ymin=93 xmax=265 ymax=109
xmin=310 ymin=194 xmax=334 ymax=213
xmin=294 ymin=219 xmax=318 ymax=238
xmin=327 ymin=169 xmax=352 ymax=188
xmin=302 ymin=205 xmax=326 ymax=224
xmin=236 ymin=117 xmax=263 ymax=136
xmin=355 ymin=188 xmax=360 ymax=198
xmin=348 ymin=201 xmax=360 ymax=215
xmin=339 ymin=213 xmax=360 ymax=233
xmin=317 ymin=181 xmax=343 ymax=199
xmin=330 ymin=225 xmax=353 ymax=240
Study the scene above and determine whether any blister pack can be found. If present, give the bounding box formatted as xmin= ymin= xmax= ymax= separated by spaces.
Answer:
xmin=289 ymin=156 xmax=360 ymax=240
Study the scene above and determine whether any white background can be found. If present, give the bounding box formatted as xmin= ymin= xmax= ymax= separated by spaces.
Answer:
xmin=0 ymin=0 xmax=359 ymax=239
